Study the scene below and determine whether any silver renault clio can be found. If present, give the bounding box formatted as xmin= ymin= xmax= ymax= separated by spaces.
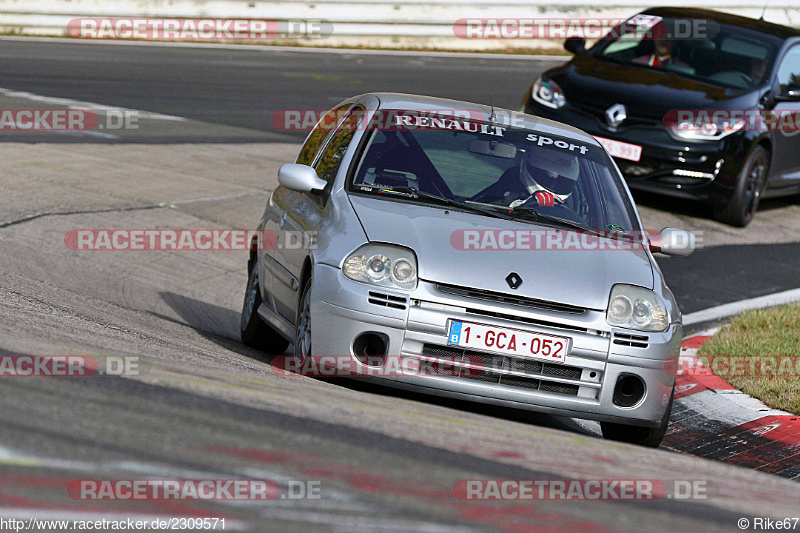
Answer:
xmin=241 ymin=93 xmax=695 ymax=448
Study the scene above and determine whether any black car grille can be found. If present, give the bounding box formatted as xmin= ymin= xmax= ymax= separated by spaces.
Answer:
xmin=617 ymin=154 xmax=677 ymax=178
xmin=436 ymin=283 xmax=587 ymax=315
xmin=618 ymin=161 xmax=657 ymax=177
xmin=464 ymin=307 xmax=589 ymax=334
xmin=572 ymin=102 xmax=662 ymax=128
xmin=420 ymin=343 xmax=587 ymax=397
xmin=617 ymin=157 xmax=713 ymax=187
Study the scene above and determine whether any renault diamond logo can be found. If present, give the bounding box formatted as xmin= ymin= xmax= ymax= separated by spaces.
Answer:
xmin=505 ymin=272 xmax=523 ymax=289
xmin=605 ymin=103 xmax=627 ymax=129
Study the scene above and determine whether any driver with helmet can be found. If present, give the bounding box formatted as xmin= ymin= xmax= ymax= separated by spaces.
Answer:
xmin=474 ymin=147 xmax=580 ymax=210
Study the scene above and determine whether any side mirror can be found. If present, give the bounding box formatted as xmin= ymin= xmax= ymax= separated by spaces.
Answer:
xmin=649 ymin=228 xmax=696 ymax=256
xmin=278 ymin=164 xmax=327 ymax=193
xmin=564 ymin=38 xmax=586 ymax=55
xmin=775 ymin=86 xmax=800 ymax=102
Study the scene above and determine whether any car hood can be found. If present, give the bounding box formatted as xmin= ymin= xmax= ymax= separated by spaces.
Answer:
xmin=348 ymin=195 xmax=654 ymax=311
xmin=550 ymin=53 xmax=759 ymax=120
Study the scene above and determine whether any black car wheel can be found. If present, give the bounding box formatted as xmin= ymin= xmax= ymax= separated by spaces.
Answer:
xmin=714 ymin=146 xmax=769 ymax=227
xmin=240 ymin=260 xmax=290 ymax=354
xmin=600 ymin=387 xmax=674 ymax=448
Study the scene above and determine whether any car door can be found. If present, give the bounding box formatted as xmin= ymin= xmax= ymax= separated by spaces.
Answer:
xmin=768 ymin=43 xmax=800 ymax=187
xmin=266 ymin=105 xmax=363 ymax=324
xmin=260 ymin=103 xmax=350 ymax=322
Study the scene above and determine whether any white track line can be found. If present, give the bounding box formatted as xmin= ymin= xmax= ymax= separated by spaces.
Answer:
xmin=683 ymin=287 xmax=800 ymax=326
xmin=0 ymin=87 xmax=186 ymax=122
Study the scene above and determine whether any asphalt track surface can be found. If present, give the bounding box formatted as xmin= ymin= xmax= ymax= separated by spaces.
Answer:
xmin=1 ymin=39 xmax=800 ymax=531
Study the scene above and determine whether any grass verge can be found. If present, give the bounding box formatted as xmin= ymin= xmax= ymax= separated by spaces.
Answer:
xmin=697 ymin=302 xmax=800 ymax=414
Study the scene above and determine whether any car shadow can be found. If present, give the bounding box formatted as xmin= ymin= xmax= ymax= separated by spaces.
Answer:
xmin=158 ymin=291 xmax=290 ymax=362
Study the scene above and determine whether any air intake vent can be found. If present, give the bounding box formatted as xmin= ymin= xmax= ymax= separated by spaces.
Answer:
xmin=613 ymin=332 xmax=650 ymax=348
xmin=368 ymin=291 xmax=407 ymax=310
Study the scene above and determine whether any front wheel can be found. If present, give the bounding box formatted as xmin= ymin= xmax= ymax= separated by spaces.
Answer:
xmin=714 ymin=146 xmax=769 ymax=227
xmin=240 ymin=260 xmax=290 ymax=354
xmin=600 ymin=387 xmax=674 ymax=448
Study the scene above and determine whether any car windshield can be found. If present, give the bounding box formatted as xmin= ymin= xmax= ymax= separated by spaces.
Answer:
xmin=348 ymin=112 xmax=640 ymax=233
xmin=590 ymin=15 xmax=778 ymax=90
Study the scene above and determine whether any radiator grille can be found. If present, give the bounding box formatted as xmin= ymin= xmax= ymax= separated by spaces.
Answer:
xmin=436 ymin=283 xmax=587 ymax=315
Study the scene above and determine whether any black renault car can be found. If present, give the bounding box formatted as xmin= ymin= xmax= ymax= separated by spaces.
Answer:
xmin=522 ymin=8 xmax=800 ymax=226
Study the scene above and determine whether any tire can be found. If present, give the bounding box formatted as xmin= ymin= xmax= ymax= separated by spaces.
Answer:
xmin=600 ymin=387 xmax=674 ymax=448
xmin=294 ymin=273 xmax=312 ymax=359
xmin=240 ymin=260 xmax=290 ymax=354
xmin=714 ymin=146 xmax=769 ymax=227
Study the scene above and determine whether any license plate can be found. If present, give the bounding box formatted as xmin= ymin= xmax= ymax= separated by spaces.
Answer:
xmin=594 ymin=135 xmax=642 ymax=162
xmin=447 ymin=320 xmax=569 ymax=363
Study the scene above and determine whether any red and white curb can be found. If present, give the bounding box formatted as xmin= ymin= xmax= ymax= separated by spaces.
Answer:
xmin=663 ymin=329 xmax=800 ymax=480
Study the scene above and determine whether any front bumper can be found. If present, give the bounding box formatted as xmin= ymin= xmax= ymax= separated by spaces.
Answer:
xmin=524 ymin=100 xmax=744 ymax=203
xmin=311 ymin=264 xmax=680 ymax=428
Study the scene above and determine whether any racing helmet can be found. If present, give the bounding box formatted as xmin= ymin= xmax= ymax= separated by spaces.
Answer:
xmin=520 ymin=147 xmax=580 ymax=198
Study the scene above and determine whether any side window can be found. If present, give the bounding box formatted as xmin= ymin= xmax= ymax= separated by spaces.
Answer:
xmin=313 ymin=108 xmax=363 ymax=188
xmin=776 ymin=45 xmax=800 ymax=94
xmin=295 ymin=104 xmax=351 ymax=166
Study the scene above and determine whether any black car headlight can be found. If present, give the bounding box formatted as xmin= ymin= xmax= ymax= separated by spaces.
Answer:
xmin=607 ymin=284 xmax=669 ymax=332
xmin=343 ymin=244 xmax=418 ymax=290
xmin=531 ymin=76 xmax=567 ymax=110
xmin=667 ymin=117 xmax=745 ymax=142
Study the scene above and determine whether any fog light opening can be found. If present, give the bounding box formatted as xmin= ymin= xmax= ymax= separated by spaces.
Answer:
xmin=352 ymin=333 xmax=388 ymax=367
xmin=613 ymin=374 xmax=646 ymax=408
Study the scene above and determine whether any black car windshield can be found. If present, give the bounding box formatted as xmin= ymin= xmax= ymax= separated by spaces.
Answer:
xmin=590 ymin=15 xmax=778 ymax=89
xmin=348 ymin=112 xmax=640 ymax=233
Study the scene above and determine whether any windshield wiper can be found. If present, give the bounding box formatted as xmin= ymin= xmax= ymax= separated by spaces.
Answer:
xmin=511 ymin=206 xmax=600 ymax=235
xmin=371 ymin=186 xmax=517 ymax=222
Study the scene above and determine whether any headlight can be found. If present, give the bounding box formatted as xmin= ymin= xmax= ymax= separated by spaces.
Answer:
xmin=343 ymin=244 xmax=418 ymax=290
xmin=531 ymin=76 xmax=567 ymax=110
xmin=606 ymin=284 xmax=669 ymax=332
xmin=667 ymin=118 xmax=745 ymax=141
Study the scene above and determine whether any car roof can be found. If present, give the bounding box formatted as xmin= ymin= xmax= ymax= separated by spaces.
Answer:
xmin=642 ymin=7 xmax=800 ymax=41
xmin=354 ymin=92 xmax=602 ymax=147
